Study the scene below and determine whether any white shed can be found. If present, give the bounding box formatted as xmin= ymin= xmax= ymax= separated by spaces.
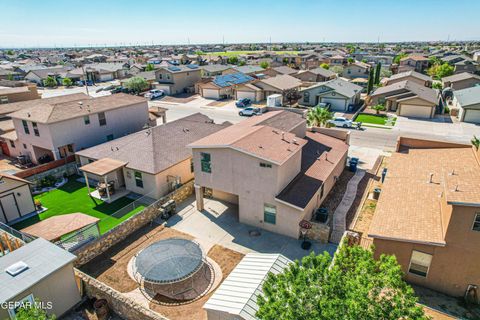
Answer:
xmin=203 ymin=253 xmax=292 ymax=320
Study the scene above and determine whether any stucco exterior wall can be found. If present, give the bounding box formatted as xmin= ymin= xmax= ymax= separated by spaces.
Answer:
xmin=0 ymin=178 xmax=35 ymax=224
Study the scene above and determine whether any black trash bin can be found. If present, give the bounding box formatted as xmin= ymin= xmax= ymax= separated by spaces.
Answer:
xmin=349 ymin=157 xmax=359 ymax=172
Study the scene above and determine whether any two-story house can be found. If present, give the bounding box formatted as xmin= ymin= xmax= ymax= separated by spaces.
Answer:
xmin=399 ymin=55 xmax=429 ymax=73
xmin=368 ymin=137 xmax=480 ymax=299
xmin=2 ymin=93 xmax=148 ymax=164
xmin=154 ymin=65 xmax=201 ymax=95
xmin=342 ymin=61 xmax=371 ymax=79
xmin=189 ymin=111 xmax=349 ymax=238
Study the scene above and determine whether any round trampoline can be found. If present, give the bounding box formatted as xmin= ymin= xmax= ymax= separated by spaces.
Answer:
xmin=132 ymin=238 xmax=214 ymax=302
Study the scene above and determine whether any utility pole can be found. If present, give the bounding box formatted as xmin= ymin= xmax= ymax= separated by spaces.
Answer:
xmin=82 ymin=66 xmax=90 ymax=97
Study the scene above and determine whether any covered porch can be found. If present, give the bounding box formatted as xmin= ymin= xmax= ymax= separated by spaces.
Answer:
xmin=79 ymin=158 xmax=129 ymax=203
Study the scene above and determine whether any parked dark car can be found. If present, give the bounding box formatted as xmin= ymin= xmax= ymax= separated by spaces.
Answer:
xmin=110 ymin=86 xmax=124 ymax=94
xmin=236 ymin=98 xmax=252 ymax=108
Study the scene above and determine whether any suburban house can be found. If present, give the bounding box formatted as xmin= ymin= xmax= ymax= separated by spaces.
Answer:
xmin=295 ymin=53 xmax=324 ymax=69
xmin=368 ymin=137 xmax=480 ymax=298
xmin=233 ymin=65 xmax=265 ymax=76
xmin=328 ymin=55 xmax=347 ymax=66
xmin=76 ymin=113 xmax=230 ymax=201
xmin=189 ymin=110 xmax=349 ymax=238
xmin=263 ymin=66 xmax=298 ymax=77
xmin=381 ymin=70 xmax=432 ymax=88
xmin=300 ymin=78 xmax=362 ymax=111
xmin=200 ymin=65 xmax=235 ymax=78
xmin=369 ymin=80 xmax=439 ymax=118
xmin=294 ymin=67 xmax=337 ymax=83
xmin=1 ymin=93 xmax=149 ymax=164
xmin=24 ymin=66 xmax=73 ymax=85
xmin=450 ymin=86 xmax=480 ymax=124
xmin=254 ymin=74 xmax=302 ymax=98
xmin=0 ymin=82 xmax=40 ymax=104
xmin=342 ymin=62 xmax=371 ymax=79
xmin=0 ymin=173 xmax=35 ymax=225
xmin=0 ymin=237 xmax=81 ymax=319
xmin=199 ymin=73 xmax=255 ymax=100
xmin=399 ymin=55 xmax=429 ymax=73
xmin=442 ymin=72 xmax=480 ymax=91
xmin=82 ymin=62 xmax=129 ymax=82
xmin=154 ymin=65 xmax=201 ymax=95
xmin=453 ymin=60 xmax=478 ymax=74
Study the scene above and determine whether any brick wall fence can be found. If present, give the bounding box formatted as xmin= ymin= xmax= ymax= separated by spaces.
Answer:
xmin=15 ymin=155 xmax=76 ymax=179
xmin=396 ymin=136 xmax=471 ymax=152
xmin=75 ymin=270 xmax=168 ymax=320
xmin=73 ymin=180 xmax=194 ymax=267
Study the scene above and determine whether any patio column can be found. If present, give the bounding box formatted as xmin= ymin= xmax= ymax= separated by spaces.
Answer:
xmin=194 ymin=184 xmax=204 ymax=211
xmin=84 ymin=172 xmax=90 ymax=195
xmin=104 ymin=175 xmax=111 ymax=202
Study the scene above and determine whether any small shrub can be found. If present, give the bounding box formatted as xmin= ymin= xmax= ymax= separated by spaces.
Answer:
xmin=39 ymin=175 xmax=57 ymax=188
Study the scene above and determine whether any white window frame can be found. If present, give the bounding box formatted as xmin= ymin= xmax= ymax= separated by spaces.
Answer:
xmin=408 ymin=250 xmax=432 ymax=278
xmin=471 ymin=213 xmax=480 ymax=232
xmin=8 ymin=293 xmax=35 ymax=319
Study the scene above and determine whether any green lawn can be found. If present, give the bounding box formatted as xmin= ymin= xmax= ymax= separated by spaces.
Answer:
xmin=356 ymin=114 xmax=397 ymax=126
xmin=13 ymin=177 xmax=145 ymax=234
xmin=203 ymin=50 xmax=299 ymax=57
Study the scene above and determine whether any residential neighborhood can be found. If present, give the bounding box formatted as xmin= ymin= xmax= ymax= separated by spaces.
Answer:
xmin=0 ymin=1 xmax=479 ymax=319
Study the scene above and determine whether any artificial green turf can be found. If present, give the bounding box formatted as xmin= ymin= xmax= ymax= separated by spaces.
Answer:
xmin=356 ymin=114 xmax=396 ymax=126
xmin=13 ymin=177 xmax=145 ymax=234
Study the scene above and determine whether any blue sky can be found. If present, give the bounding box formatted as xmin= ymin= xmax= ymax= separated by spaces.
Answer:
xmin=1 ymin=0 xmax=479 ymax=47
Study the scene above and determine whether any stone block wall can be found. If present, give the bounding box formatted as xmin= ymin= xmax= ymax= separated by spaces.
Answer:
xmin=73 ymin=180 xmax=194 ymax=266
xmin=75 ymin=270 xmax=167 ymax=320
xmin=306 ymin=221 xmax=330 ymax=243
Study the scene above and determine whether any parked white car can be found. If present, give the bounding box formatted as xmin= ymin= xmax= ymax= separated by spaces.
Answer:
xmin=144 ymin=89 xmax=164 ymax=100
xmin=328 ymin=117 xmax=353 ymax=128
xmin=239 ymin=107 xmax=260 ymax=117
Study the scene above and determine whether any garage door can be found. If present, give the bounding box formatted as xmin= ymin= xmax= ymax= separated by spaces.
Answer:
xmin=202 ymin=88 xmax=220 ymax=99
xmin=320 ymin=97 xmax=346 ymax=112
xmin=155 ymin=84 xmax=171 ymax=95
xmin=399 ymin=104 xmax=433 ymax=118
xmin=463 ymin=109 xmax=480 ymax=124
xmin=236 ymin=91 xmax=256 ymax=102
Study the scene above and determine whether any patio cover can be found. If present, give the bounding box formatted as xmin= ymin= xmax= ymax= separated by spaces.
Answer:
xmin=80 ymin=157 xmax=127 ymax=176
xmin=21 ymin=213 xmax=99 ymax=241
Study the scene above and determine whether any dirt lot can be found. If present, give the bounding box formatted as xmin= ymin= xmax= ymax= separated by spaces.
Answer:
xmin=149 ymin=244 xmax=244 ymax=320
xmin=80 ymin=225 xmax=193 ymax=293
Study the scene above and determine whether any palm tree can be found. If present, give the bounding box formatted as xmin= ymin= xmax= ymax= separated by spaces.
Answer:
xmin=306 ymin=107 xmax=333 ymax=127
xmin=472 ymin=135 xmax=480 ymax=151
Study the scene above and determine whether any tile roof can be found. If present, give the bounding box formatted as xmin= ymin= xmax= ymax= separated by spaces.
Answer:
xmin=234 ymin=65 xmax=265 ymax=74
xmin=299 ymin=67 xmax=336 ymax=78
xmin=453 ymin=86 xmax=480 ymax=107
xmin=0 ymin=92 xmax=88 ymax=116
xmin=77 ymin=113 xmax=230 ymax=174
xmin=442 ymin=72 xmax=480 ymax=83
xmin=369 ymin=145 xmax=480 ymax=245
xmin=371 ymin=80 xmax=438 ymax=104
xmin=276 ymin=131 xmax=349 ymax=209
xmin=258 ymin=74 xmax=301 ymax=91
xmin=303 ymin=78 xmax=363 ymax=98
xmin=9 ymin=93 xmax=146 ymax=124
xmin=272 ymin=66 xmax=297 ymax=75
xmin=387 ymin=70 xmax=432 ymax=82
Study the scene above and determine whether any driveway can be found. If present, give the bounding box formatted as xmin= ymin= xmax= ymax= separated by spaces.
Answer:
xmin=165 ymin=196 xmax=337 ymax=262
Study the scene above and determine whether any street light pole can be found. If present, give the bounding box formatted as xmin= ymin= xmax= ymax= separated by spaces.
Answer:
xmin=82 ymin=66 xmax=89 ymax=96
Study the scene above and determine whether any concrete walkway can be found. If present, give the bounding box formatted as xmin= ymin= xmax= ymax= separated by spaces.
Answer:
xmin=330 ymin=169 xmax=366 ymax=244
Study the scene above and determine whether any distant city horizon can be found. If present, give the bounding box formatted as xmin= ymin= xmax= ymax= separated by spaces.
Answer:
xmin=2 ymin=0 xmax=479 ymax=48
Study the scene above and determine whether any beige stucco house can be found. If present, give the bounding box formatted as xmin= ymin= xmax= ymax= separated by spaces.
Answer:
xmin=189 ymin=111 xmax=349 ymax=238
xmin=154 ymin=65 xmax=201 ymax=95
xmin=300 ymin=78 xmax=362 ymax=111
xmin=0 ymin=173 xmax=35 ymax=225
xmin=1 ymin=93 xmax=149 ymax=164
xmin=369 ymin=137 xmax=480 ymax=299
xmin=381 ymin=70 xmax=432 ymax=88
xmin=76 ymin=113 xmax=230 ymax=201
xmin=442 ymin=72 xmax=480 ymax=91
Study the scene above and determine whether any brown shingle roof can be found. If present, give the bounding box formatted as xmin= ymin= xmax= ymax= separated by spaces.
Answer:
xmin=276 ymin=132 xmax=349 ymax=209
xmin=258 ymin=74 xmax=301 ymax=91
xmin=368 ymin=145 xmax=480 ymax=245
xmin=0 ymin=93 xmax=88 ymax=116
xmin=9 ymin=93 xmax=146 ymax=124
xmin=77 ymin=113 xmax=230 ymax=174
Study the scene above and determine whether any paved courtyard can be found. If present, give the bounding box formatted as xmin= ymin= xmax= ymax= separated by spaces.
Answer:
xmin=165 ymin=196 xmax=338 ymax=262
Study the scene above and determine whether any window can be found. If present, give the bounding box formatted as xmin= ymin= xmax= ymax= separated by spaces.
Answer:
xmin=106 ymin=134 xmax=114 ymax=141
xmin=264 ymin=204 xmax=276 ymax=224
xmin=134 ymin=171 xmax=143 ymax=188
xmin=22 ymin=120 xmax=29 ymax=134
xmin=200 ymin=152 xmax=211 ymax=173
xmin=84 ymin=115 xmax=90 ymax=125
xmin=9 ymin=140 xmax=15 ymax=148
xmin=190 ymin=158 xmax=194 ymax=173
xmin=23 ymin=143 xmax=27 ymax=149
xmin=67 ymin=144 xmax=74 ymax=153
xmin=159 ymin=74 xmax=163 ymax=79
xmin=303 ymin=91 xmax=310 ymax=103
xmin=98 ymin=112 xmax=106 ymax=126
xmin=320 ymin=183 xmax=324 ymax=199
xmin=8 ymin=294 xmax=35 ymax=319
xmin=32 ymin=122 xmax=39 ymax=136
xmin=260 ymin=162 xmax=272 ymax=168
xmin=408 ymin=250 xmax=432 ymax=277
xmin=472 ymin=213 xmax=480 ymax=231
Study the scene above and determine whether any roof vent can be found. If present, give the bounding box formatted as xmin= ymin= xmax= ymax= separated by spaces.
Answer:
xmin=428 ymin=173 xmax=434 ymax=183
xmin=293 ymin=139 xmax=298 ymax=145
xmin=449 ymin=169 xmax=455 ymax=176
xmin=27 ymin=112 xmax=31 ymax=117
xmin=6 ymin=261 xmax=29 ymax=277
xmin=454 ymin=184 xmax=459 ymax=192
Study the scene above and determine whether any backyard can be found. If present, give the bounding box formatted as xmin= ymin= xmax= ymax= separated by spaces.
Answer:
xmin=13 ymin=176 xmax=145 ymax=234
xmin=356 ymin=113 xmax=397 ymax=127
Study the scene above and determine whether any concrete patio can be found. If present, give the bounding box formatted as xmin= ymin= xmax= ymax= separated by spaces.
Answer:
xmin=164 ymin=196 xmax=338 ymax=262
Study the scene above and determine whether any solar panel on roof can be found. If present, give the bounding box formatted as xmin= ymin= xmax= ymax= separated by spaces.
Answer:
xmin=213 ymin=72 xmax=254 ymax=88
xmin=187 ymin=64 xmax=199 ymax=69
xmin=168 ymin=66 xmax=181 ymax=72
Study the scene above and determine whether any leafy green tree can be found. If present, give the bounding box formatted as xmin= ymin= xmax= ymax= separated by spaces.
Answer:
xmin=320 ymin=63 xmax=329 ymax=70
xmin=124 ymin=76 xmax=149 ymax=94
xmin=43 ymin=76 xmax=57 ymax=87
xmin=432 ymin=82 xmax=442 ymax=90
xmin=371 ymin=104 xmax=386 ymax=115
xmin=194 ymin=50 xmax=205 ymax=55
xmin=238 ymin=60 xmax=246 ymax=66
xmin=145 ymin=63 xmax=155 ymax=71
xmin=15 ymin=300 xmax=56 ymax=320
xmin=393 ymin=53 xmax=407 ymax=64
xmin=347 ymin=57 xmax=355 ymax=64
xmin=227 ymin=56 xmax=239 ymax=65
xmin=367 ymin=67 xmax=375 ymax=94
xmin=62 ymin=77 xmax=73 ymax=87
xmin=435 ymin=63 xmax=454 ymax=79
xmin=257 ymin=244 xmax=427 ymax=320
xmin=380 ymin=68 xmax=392 ymax=78
xmin=6 ymin=73 xmax=14 ymax=81
xmin=361 ymin=58 xmax=368 ymax=63
xmin=374 ymin=62 xmax=382 ymax=85
xmin=260 ymin=61 xmax=269 ymax=69
xmin=306 ymin=107 xmax=333 ymax=127
xmin=282 ymin=57 xmax=289 ymax=65
xmin=330 ymin=66 xmax=343 ymax=75
xmin=6 ymin=49 xmax=14 ymax=55
xmin=472 ymin=135 xmax=480 ymax=151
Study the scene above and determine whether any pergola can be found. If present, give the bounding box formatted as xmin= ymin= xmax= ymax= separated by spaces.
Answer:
xmin=79 ymin=158 xmax=127 ymax=202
